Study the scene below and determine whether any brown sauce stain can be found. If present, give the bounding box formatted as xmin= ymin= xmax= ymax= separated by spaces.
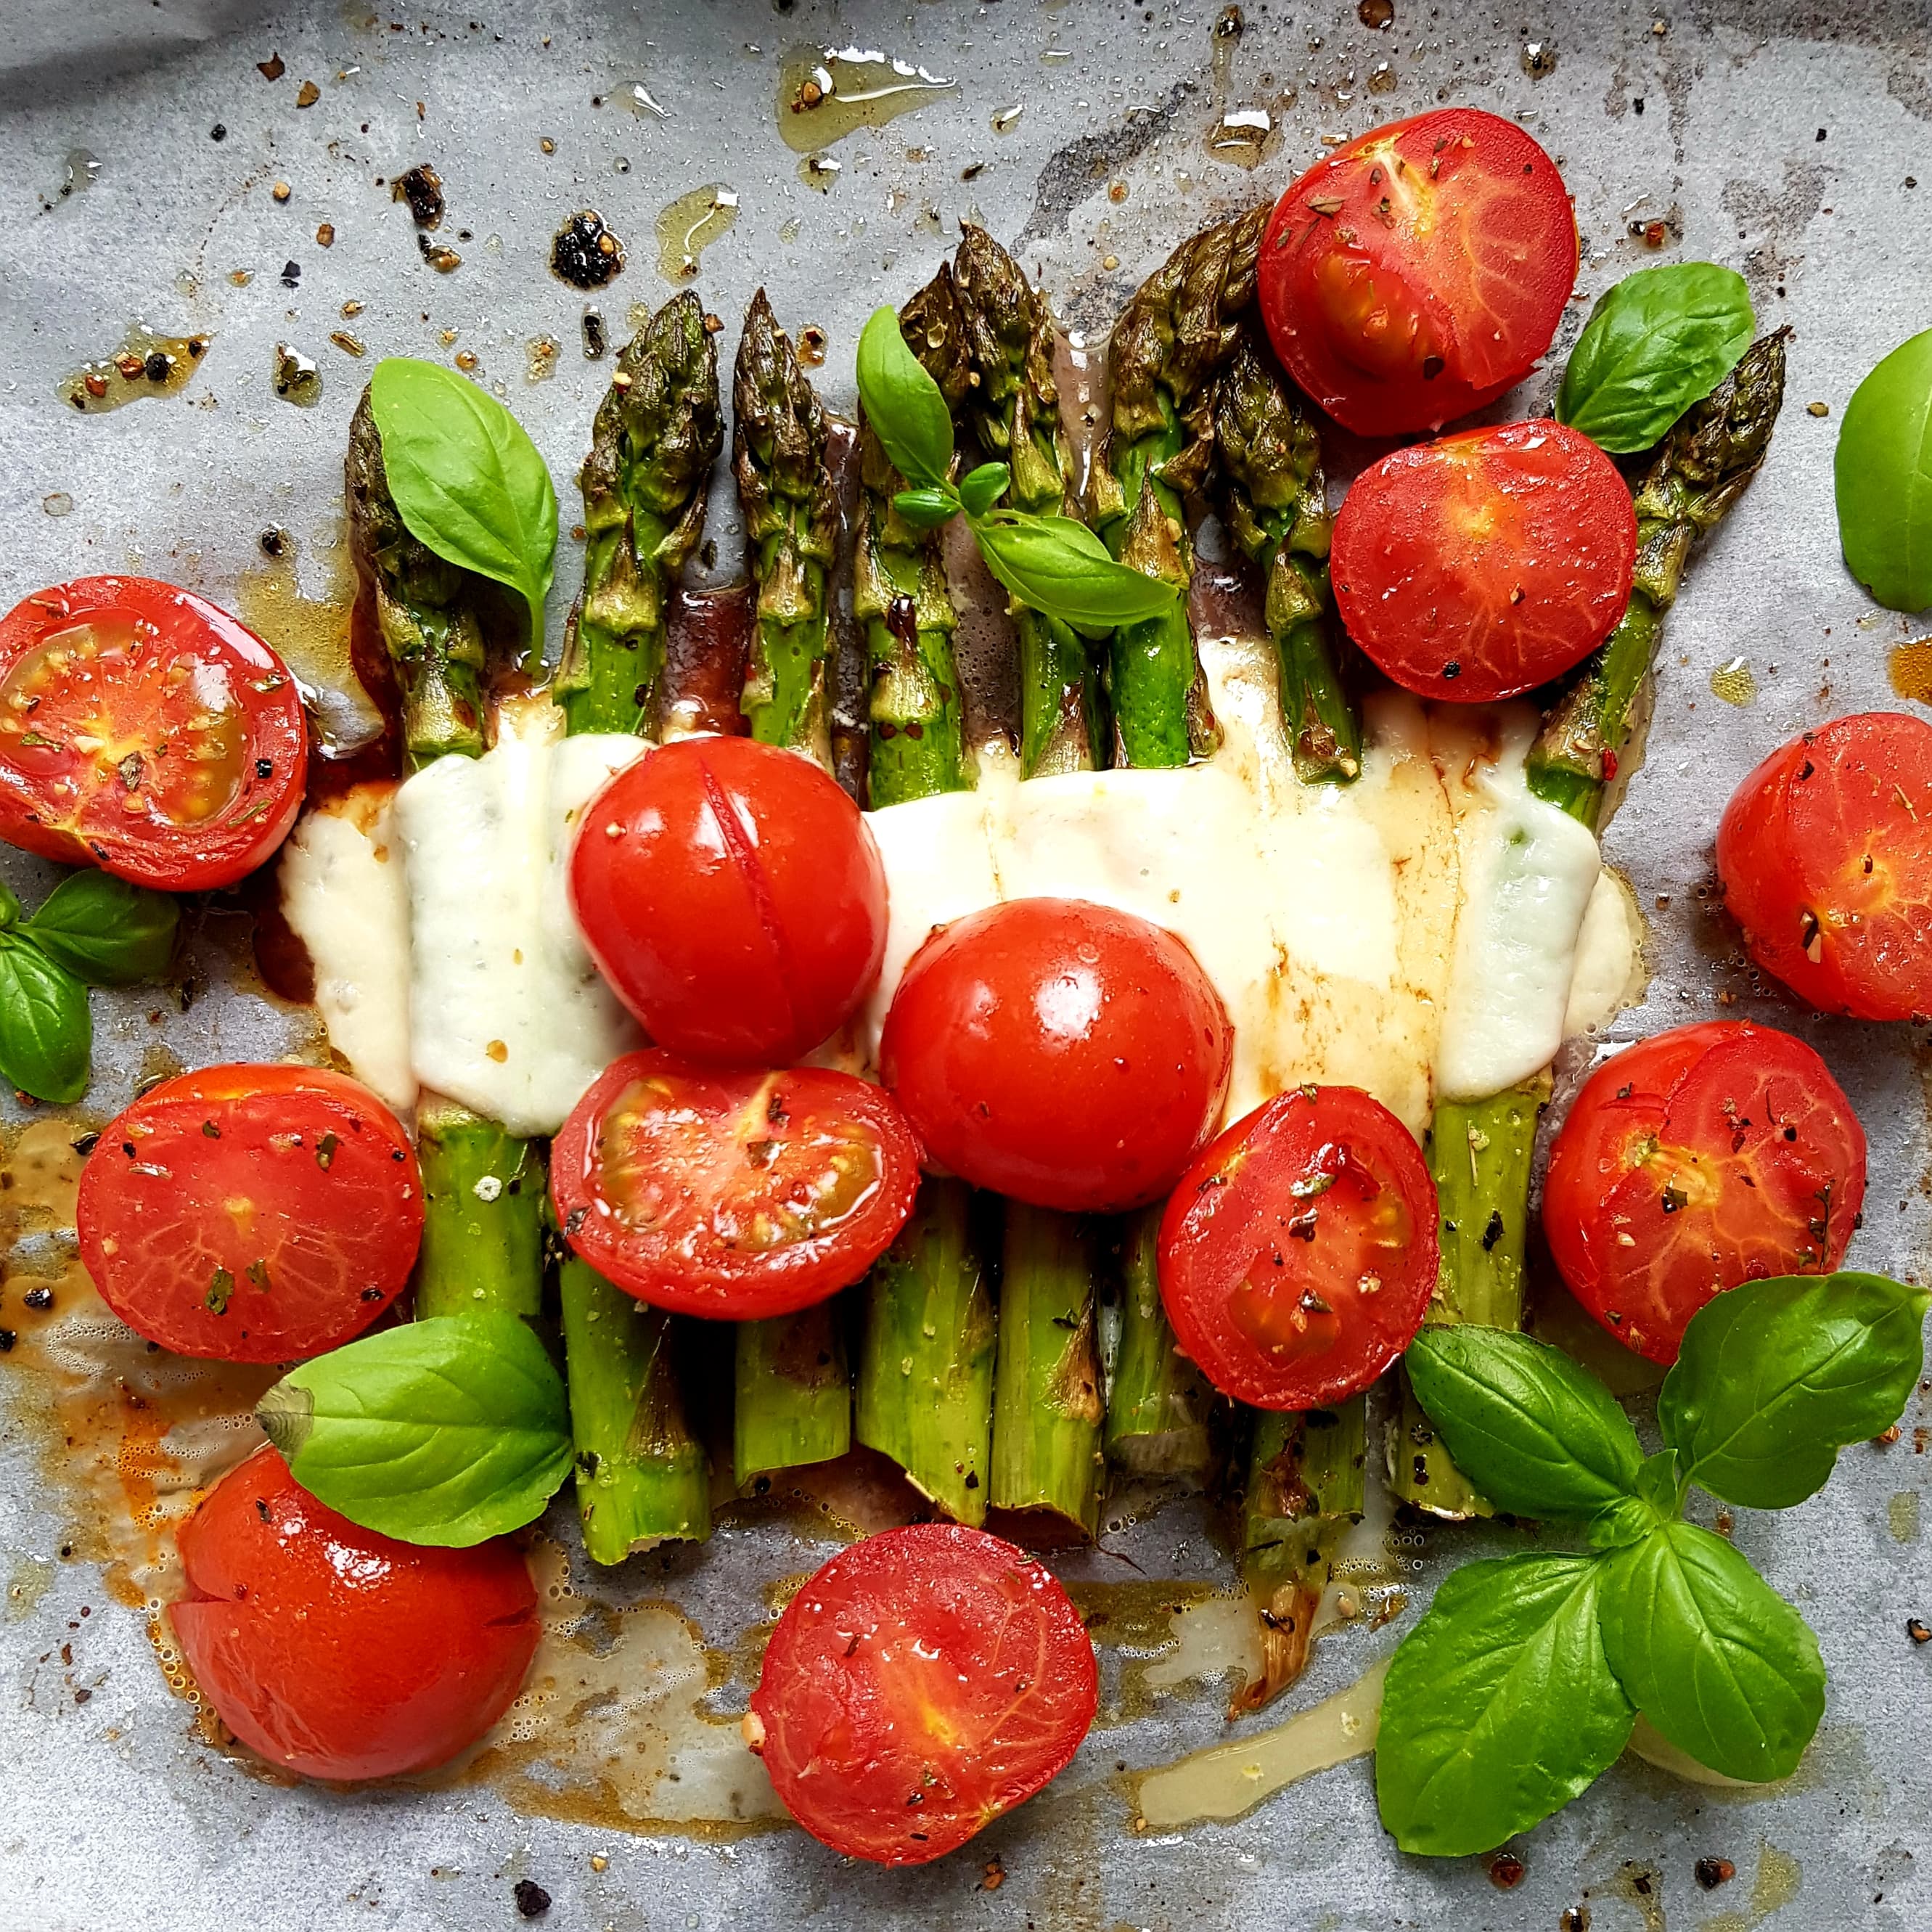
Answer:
xmin=660 ymin=584 xmax=753 ymax=740
xmin=60 ymin=326 xmax=212 ymax=414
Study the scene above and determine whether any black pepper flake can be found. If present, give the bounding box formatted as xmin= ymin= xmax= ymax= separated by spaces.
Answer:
xmin=280 ymin=260 xmax=301 ymax=287
xmin=393 ymin=163 xmax=445 ymax=229
xmin=512 ymin=1879 xmax=552 ymax=1919
xmin=210 ymin=123 xmax=227 ymax=142
xmin=582 ymin=308 xmax=607 ymax=359
xmin=315 ymin=1131 xmax=340 ymax=1171
xmin=1480 ymin=1209 xmax=1505 ymax=1252
xmin=259 ymin=528 xmax=286 ymax=558
xmin=22 ymin=1286 xmax=54 ymax=1311
xmin=0 ymin=1330 xmax=15 ymax=1353
xmin=550 ymin=209 xmax=626 ymax=288
xmin=1695 ymin=1857 xmax=1736 ymax=1888
xmin=143 ymin=351 xmax=172 ymax=383
xmin=255 ymin=758 xmax=274 ymax=778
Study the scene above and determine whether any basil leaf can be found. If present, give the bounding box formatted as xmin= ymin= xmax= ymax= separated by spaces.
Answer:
xmin=23 ymin=871 xmax=179 ymax=985
xmin=856 ymin=306 xmax=954 ymax=491
xmin=367 ymin=357 xmax=558 ymax=649
xmin=1659 ymin=1272 xmax=1931 ymax=1510
xmin=257 ymin=1312 xmax=572 ymax=1547
xmin=1836 ymin=328 xmax=1932 ymax=612
xmin=1556 ymin=263 xmax=1755 ymax=453
xmin=957 ymin=461 xmax=1011 ymax=519
xmin=892 ymin=486 xmax=960 ymax=531
xmin=1406 ymin=1326 xmax=1643 ymax=1520
xmin=1597 ymin=1520 xmax=1823 ymax=1782
xmin=970 ymin=510 xmax=1180 ymax=631
xmin=1375 ymin=1553 xmax=1633 ymax=1857
xmin=0 ymin=936 xmax=90 ymax=1104
xmin=0 ymin=876 xmax=18 ymax=928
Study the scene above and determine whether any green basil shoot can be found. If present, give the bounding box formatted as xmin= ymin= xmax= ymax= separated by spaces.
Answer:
xmin=23 ymin=871 xmax=179 ymax=985
xmin=1380 ymin=1271 xmax=1928 ymax=1854
xmin=368 ymin=357 xmax=560 ymax=656
xmin=1556 ymin=263 xmax=1755 ymax=453
xmin=856 ymin=306 xmax=957 ymax=491
xmin=1835 ymin=327 xmax=1932 ymax=612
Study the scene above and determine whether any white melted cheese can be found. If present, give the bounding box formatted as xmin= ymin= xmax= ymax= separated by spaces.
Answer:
xmin=391 ymin=705 xmax=646 ymax=1137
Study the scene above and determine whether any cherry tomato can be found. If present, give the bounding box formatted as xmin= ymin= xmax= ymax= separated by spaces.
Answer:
xmin=1158 ymin=1085 xmax=1438 ymax=1409
xmin=1258 ymin=108 xmax=1577 ymax=438
xmin=745 ymin=1523 xmax=1097 ymax=1865
xmin=1331 ymin=422 xmax=1636 ymax=702
xmin=1544 ymin=1021 xmax=1867 ymax=1363
xmin=552 ymin=1049 xmax=920 ymax=1318
xmin=570 ymin=735 xmax=887 ymax=1065
xmin=77 ymin=1065 xmax=422 ymax=1362
xmin=879 ymin=899 xmax=1233 ymax=1214
xmin=0 ymin=576 xmax=308 ymax=890
xmin=170 ymin=1446 xmax=538 ymax=1781
xmin=1716 ymin=712 xmax=1932 ymax=1023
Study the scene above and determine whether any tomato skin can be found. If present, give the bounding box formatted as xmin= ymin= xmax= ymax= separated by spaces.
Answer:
xmin=879 ymin=899 xmax=1234 ymax=1214
xmin=747 ymin=1523 xmax=1097 ymax=1865
xmin=552 ymin=1049 xmax=920 ymax=1318
xmin=1544 ymin=1021 xmax=1867 ymax=1363
xmin=77 ymin=1064 xmax=422 ymax=1362
xmin=170 ymin=1446 xmax=538 ymax=1782
xmin=1258 ymin=108 xmax=1577 ymax=437
xmin=0 ymin=576 xmax=308 ymax=890
xmin=1716 ymin=713 xmax=1932 ymax=1023
xmin=570 ymin=736 xmax=887 ymax=1065
xmin=1331 ymin=422 xmax=1636 ymax=701
xmin=1158 ymin=1085 xmax=1438 ymax=1409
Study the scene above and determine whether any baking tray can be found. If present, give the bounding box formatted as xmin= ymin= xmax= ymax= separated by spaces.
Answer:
xmin=1 ymin=1 xmax=1928 ymax=1927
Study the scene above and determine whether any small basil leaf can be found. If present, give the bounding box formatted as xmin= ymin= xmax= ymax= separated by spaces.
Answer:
xmin=957 ymin=461 xmax=1011 ymax=520
xmin=892 ymin=486 xmax=961 ymax=531
xmin=367 ymin=357 xmax=559 ymax=651
xmin=1375 ymin=1552 xmax=1633 ymax=1857
xmin=969 ymin=509 xmax=1180 ymax=631
xmin=0 ymin=876 xmax=19 ymax=928
xmin=1836 ymin=328 xmax=1932 ymax=612
xmin=1556 ymin=263 xmax=1755 ymax=453
xmin=1597 ymin=1520 xmax=1824 ymax=1782
xmin=0 ymin=936 xmax=90 ymax=1104
xmin=23 ymin=871 xmax=179 ymax=986
xmin=1586 ymin=1493 xmax=1665 ymax=1552
xmin=1660 ymin=1272 xmax=1931 ymax=1510
xmin=257 ymin=1312 xmax=572 ymax=1547
xmin=1405 ymin=1326 xmax=1643 ymax=1520
xmin=856 ymin=306 xmax=955 ymax=491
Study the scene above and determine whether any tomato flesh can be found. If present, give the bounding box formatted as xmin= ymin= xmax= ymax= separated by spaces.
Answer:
xmin=880 ymin=898 xmax=1234 ymax=1213
xmin=1158 ymin=1085 xmax=1438 ymax=1409
xmin=77 ymin=1064 xmax=422 ymax=1362
xmin=1331 ymin=422 xmax=1636 ymax=701
xmin=570 ymin=734 xmax=887 ymax=1065
xmin=1544 ymin=1020 xmax=1867 ymax=1362
xmin=1716 ymin=712 xmax=1932 ymax=1023
xmin=747 ymin=1523 xmax=1097 ymax=1865
xmin=1258 ymin=107 xmax=1577 ymax=437
xmin=171 ymin=1446 xmax=539 ymax=1781
xmin=552 ymin=1049 xmax=920 ymax=1318
xmin=0 ymin=576 xmax=307 ymax=889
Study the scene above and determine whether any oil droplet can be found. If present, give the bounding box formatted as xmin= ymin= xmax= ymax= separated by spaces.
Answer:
xmin=1520 ymin=38 xmax=1559 ymax=77
xmin=1367 ymin=60 xmax=1398 ymax=93
xmin=60 ymin=327 xmax=213 ymax=414
xmin=41 ymin=492 xmax=73 ymax=518
xmin=1708 ymin=656 xmax=1758 ymax=707
xmin=525 ymin=335 xmax=560 ymax=383
xmin=1889 ymin=636 xmax=1932 ymax=705
xmin=1888 ymin=1489 xmax=1920 ymax=1542
xmin=655 ymin=185 xmax=740 ymax=281
xmin=1752 ymin=1843 xmax=1803 ymax=1919
xmin=1358 ymin=0 xmax=1395 ymax=25
xmin=271 ymin=343 xmax=323 ymax=406
xmin=42 ymin=147 xmax=101 ymax=211
xmin=621 ymin=81 xmax=669 ymax=119
xmin=991 ymin=103 xmax=1024 ymax=134
xmin=1206 ymin=105 xmax=1276 ymax=168
xmin=235 ymin=531 xmax=385 ymax=756
xmin=777 ymin=46 xmax=958 ymax=152
xmin=778 ymin=216 xmax=802 ymax=245
xmin=798 ymin=152 xmax=842 ymax=192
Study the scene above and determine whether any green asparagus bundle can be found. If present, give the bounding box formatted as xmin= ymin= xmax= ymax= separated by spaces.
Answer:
xmin=1394 ymin=329 xmax=1790 ymax=1515
xmin=1102 ymin=1204 xmax=1215 ymax=1481
xmin=729 ymin=290 xmax=852 ymax=1491
xmin=558 ymin=292 xmax=723 ymax=1561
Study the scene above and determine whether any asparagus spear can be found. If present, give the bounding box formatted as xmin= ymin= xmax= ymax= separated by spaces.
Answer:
xmin=558 ymin=294 xmax=722 ymax=1558
xmin=729 ymin=291 xmax=851 ymax=1490
xmin=557 ymin=292 xmax=723 ymax=736
xmin=1088 ymin=205 xmax=1268 ymax=769
xmin=1394 ymin=331 xmax=1790 ymax=1515
xmin=345 ymin=390 xmax=544 ymax=1324
xmin=1102 ymin=1204 xmax=1216 ymax=1481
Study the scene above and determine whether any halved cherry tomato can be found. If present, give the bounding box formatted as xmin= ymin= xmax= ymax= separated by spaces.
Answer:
xmin=570 ymin=734 xmax=887 ymax=1065
xmin=77 ymin=1065 xmax=422 ymax=1362
xmin=1544 ymin=1020 xmax=1867 ymax=1363
xmin=1716 ymin=712 xmax=1932 ymax=1023
xmin=171 ymin=1446 xmax=539 ymax=1781
xmin=552 ymin=1049 xmax=920 ymax=1317
xmin=1258 ymin=108 xmax=1577 ymax=437
xmin=745 ymin=1523 xmax=1097 ymax=1865
xmin=1331 ymin=422 xmax=1636 ymax=701
xmin=1158 ymin=1085 xmax=1438 ymax=1409
xmin=879 ymin=899 xmax=1233 ymax=1214
xmin=0 ymin=576 xmax=308 ymax=890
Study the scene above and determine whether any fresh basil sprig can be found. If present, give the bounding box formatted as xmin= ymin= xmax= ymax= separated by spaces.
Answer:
xmin=856 ymin=305 xmax=1178 ymax=632
xmin=1556 ymin=263 xmax=1754 ymax=454
xmin=1835 ymin=327 xmax=1932 ymax=613
xmin=1378 ymin=1271 xmax=1930 ymax=1854
xmin=0 ymin=870 xmax=181 ymax=1103
xmin=367 ymin=357 xmax=559 ymax=654
xmin=257 ymin=1312 xmax=573 ymax=1547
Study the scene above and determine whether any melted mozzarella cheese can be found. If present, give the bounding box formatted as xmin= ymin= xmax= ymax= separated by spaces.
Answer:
xmin=1564 ymin=867 xmax=1645 ymax=1040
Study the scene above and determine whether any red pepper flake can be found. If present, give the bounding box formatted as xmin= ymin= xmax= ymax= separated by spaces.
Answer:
xmin=1488 ymin=1852 xmax=1526 ymax=1889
